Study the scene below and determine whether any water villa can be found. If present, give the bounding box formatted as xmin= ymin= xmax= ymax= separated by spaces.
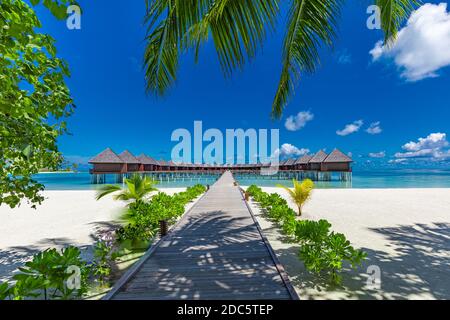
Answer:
xmin=89 ymin=148 xmax=353 ymax=184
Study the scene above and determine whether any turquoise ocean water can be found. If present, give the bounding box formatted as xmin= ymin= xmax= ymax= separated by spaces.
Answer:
xmin=33 ymin=169 xmax=450 ymax=190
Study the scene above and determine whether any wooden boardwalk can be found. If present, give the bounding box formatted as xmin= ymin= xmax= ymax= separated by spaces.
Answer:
xmin=105 ymin=171 xmax=298 ymax=300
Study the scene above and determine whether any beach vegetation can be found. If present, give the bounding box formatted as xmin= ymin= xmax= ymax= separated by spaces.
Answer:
xmin=95 ymin=174 xmax=158 ymax=206
xmin=143 ymin=0 xmax=419 ymax=118
xmin=277 ymin=179 xmax=314 ymax=216
xmin=295 ymin=220 xmax=367 ymax=284
xmin=246 ymin=185 xmax=367 ymax=285
xmin=116 ymin=185 xmax=206 ymax=246
xmin=0 ymin=0 xmax=76 ymax=209
xmin=0 ymin=246 xmax=90 ymax=300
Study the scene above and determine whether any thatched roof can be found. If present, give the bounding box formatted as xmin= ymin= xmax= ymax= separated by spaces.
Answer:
xmin=295 ymin=154 xmax=312 ymax=164
xmin=323 ymin=149 xmax=353 ymax=163
xmin=137 ymin=154 xmax=158 ymax=165
xmin=284 ymin=158 xmax=296 ymax=166
xmin=118 ymin=150 xmax=140 ymax=164
xmin=89 ymin=148 xmax=123 ymax=164
xmin=157 ymin=159 xmax=169 ymax=166
xmin=309 ymin=150 xmax=328 ymax=163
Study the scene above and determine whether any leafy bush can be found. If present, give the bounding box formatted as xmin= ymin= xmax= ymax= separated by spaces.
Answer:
xmin=295 ymin=220 xmax=367 ymax=284
xmin=116 ymin=184 xmax=206 ymax=245
xmin=92 ymin=230 xmax=120 ymax=285
xmin=0 ymin=184 xmax=207 ymax=300
xmin=246 ymin=185 xmax=367 ymax=285
xmin=0 ymin=246 xmax=90 ymax=300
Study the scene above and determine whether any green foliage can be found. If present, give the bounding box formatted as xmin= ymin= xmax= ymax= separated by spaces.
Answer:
xmin=143 ymin=0 xmax=418 ymax=117
xmin=0 ymin=0 xmax=75 ymax=208
xmin=29 ymin=0 xmax=80 ymax=20
xmin=116 ymin=184 xmax=206 ymax=246
xmin=295 ymin=220 xmax=367 ymax=284
xmin=0 ymin=246 xmax=90 ymax=300
xmin=96 ymin=174 xmax=158 ymax=206
xmin=277 ymin=179 xmax=314 ymax=216
xmin=91 ymin=229 xmax=120 ymax=285
xmin=246 ymin=185 xmax=367 ymax=285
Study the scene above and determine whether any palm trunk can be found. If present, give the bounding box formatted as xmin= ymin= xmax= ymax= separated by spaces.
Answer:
xmin=297 ymin=205 xmax=302 ymax=216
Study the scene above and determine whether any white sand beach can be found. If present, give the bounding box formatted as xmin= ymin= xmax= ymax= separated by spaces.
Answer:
xmin=1 ymin=187 xmax=449 ymax=300
xmin=247 ymin=187 xmax=450 ymax=300
xmin=0 ymin=188 xmax=186 ymax=282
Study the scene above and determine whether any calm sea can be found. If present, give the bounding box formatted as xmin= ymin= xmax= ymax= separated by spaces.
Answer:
xmin=32 ymin=169 xmax=450 ymax=190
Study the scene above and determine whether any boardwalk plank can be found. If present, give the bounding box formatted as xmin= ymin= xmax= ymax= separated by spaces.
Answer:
xmin=106 ymin=171 xmax=297 ymax=300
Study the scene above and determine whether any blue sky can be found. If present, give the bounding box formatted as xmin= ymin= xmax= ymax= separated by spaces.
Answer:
xmin=33 ymin=1 xmax=450 ymax=169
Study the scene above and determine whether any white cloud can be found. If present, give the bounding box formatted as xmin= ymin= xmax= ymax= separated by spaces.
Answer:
xmin=366 ymin=121 xmax=382 ymax=135
xmin=370 ymin=3 xmax=450 ymax=81
xmin=336 ymin=120 xmax=364 ymax=136
xmin=395 ymin=132 xmax=450 ymax=159
xmin=389 ymin=158 xmax=408 ymax=164
xmin=274 ymin=143 xmax=310 ymax=157
xmin=369 ymin=151 xmax=386 ymax=158
xmin=402 ymin=132 xmax=448 ymax=151
xmin=285 ymin=111 xmax=314 ymax=131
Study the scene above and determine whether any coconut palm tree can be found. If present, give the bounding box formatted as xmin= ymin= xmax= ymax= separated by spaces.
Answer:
xmin=277 ymin=178 xmax=314 ymax=216
xmin=143 ymin=0 xmax=419 ymax=118
xmin=96 ymin=174 xmax=158 ymax=205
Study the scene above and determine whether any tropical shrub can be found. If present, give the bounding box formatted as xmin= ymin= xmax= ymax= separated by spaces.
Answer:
xmin=92 ymin=230 xmax=120 ymax=285
xmin=246 ymin=185 xmax=367 ymax=284
xmin=277 ymin=179 xmax=314 ymax=216
xmin=116 ymin=184 xmax=206 ymax=245
xmin=0 ymin=246 xmax=90 ymax=300
xmin=96 ymin=174 xmax=158 ymax=207
xmin=295 ymin=220 xmax=367 ymax=284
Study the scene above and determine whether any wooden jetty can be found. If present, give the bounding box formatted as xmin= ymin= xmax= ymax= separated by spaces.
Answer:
xmin=104 ymin=171 xmax=298 ymax=300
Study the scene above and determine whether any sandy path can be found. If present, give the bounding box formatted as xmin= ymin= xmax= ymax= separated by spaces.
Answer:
xmin=247 ymin=188 xmax=450 ymax=300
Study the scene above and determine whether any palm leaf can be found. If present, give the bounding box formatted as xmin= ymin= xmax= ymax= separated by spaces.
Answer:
xmin=144 ymin=0 xmax=278 ymax=95
xmin=143 ymin=0 xmax=419 ymax=118
xmin=95 ymin=185 xmax=122 ymax=200
xmin=376 ymin=0 xmax=421 ymax=46
xmin=272 ymin=0 xmax=342 ymax=118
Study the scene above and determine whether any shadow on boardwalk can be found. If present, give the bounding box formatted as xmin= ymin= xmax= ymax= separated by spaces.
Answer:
xmin=114 ymin=210 xmax=292 ymax=299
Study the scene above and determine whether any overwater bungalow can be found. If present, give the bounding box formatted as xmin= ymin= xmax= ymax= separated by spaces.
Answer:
xmin=89 ymin=147 xmax=353 ymax=183
xmin=295 ymin=154 xmax=313 ymax=171
xmin=89 ymin=148 xmax=125 ymax=174
xmin=322 ymin=149 xmax=353 ymax=172
xmin=118 ymin=150 xmax=140 ymax=173
xmin=309 ymin=150 xmax=328 ymax=171
xmin=137 ymin=154 xmax=158 ymax=172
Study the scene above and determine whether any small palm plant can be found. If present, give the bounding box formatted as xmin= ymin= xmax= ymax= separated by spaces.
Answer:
xmin=277 ymin=179 xmax=314 ymax=216
xmin=96 ymin=174 xmax=158 ymax=206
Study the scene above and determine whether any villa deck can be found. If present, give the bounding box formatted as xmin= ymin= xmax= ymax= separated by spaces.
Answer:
xmin=104 ymin=171 xmax=298 ymax=300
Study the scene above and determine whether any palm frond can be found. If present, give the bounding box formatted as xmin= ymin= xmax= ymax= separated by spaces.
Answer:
xmin=272 ymin=0 xmax=342 ymax=118
xmin=144 ymin=0 xmax=180 ymax=96
xmin=95 ymin=185 xmax=122 ymax=200
xmin=190 ymin=0 xmax=279 ymax=75
xmin=376 ymin=0 xmax=420 ymax=46
xmin=144 ymin=0 xmax=278 ymax=95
